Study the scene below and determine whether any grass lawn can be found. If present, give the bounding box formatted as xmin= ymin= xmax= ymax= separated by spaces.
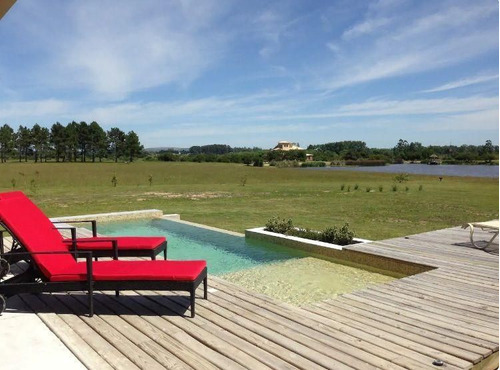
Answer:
xmin=0 ymin=161 xmax=497 ymax=240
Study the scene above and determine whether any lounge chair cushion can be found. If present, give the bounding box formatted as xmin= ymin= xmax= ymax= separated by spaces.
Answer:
xmin=50 ymin=260 xmax=207 ymax=282
xmin=0 ymin=195 xmax=77 ymax=279
xmin=66 ymin=236 xmax=166 ymax=250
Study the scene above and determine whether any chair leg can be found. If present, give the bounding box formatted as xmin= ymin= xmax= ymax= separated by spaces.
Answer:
xmin=115 ymin=290 xmax=119 ymax=297
xmin=204 ymin=277 xmax=208 ymax=299
xmin=190 ymin=288 xmax=195 ymax=318
xmin=164 ymin=249 xmax=167 ymax=260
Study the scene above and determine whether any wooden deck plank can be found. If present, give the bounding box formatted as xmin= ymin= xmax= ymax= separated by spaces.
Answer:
xmin=19 ymin=294 xmax=114 ymax=370
xmin=203 ymin=283 xmax=395 ymax=370
xmin=211 ymin=278 xmax=440 ymax=370
xmin=319 ymin=297 xmax=491 ymax=361
xmin=94 ymin=292 xmax=220 ymax=370
xmin=4 ymin=224 xmax=497 ymax=370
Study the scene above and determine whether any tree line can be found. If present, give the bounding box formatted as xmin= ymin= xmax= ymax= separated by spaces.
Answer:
xmin=154 ymin=139 xmax=499 ymax=165
xmin=0 ymin=122 xmax=143 ymax=163
xmin=308 ymin=139 xmax=499 ymax=163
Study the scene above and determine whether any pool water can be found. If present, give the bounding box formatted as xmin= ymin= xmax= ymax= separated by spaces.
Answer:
xmin=98 ymin=218 xmax=308 ymax=275
xmin=98 ymin=218 xmax=396 ymax=306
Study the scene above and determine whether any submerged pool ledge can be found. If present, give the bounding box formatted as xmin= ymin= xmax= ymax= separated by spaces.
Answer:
xmin=246 ymin=226 xmax=432 ymax=277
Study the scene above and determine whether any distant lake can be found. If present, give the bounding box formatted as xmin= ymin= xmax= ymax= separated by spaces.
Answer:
xmin=302 ymin=164 xmax=499 ymax=178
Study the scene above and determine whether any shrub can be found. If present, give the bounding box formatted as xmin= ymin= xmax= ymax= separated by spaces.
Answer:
xmin=148 ymin=175 xmax=153 ymax=186
xmin=405 ymin=186 xmax=409 ymax=192
xmin=366 ymin=187 xmax=371 ymax=192
xmin=265 ymin=217 xmax=293 ymax=234
xmin=320 ymin=223 xmax=355 ymax=245
xmin=392 ymin=184 xmax=398 ymax=192
xmin=345 ymin=160 xmax=386 ymax=166
xmin=340 ymin=184 xmax=345 ymax=191
xmin=253 ymin=158 xmax=264 ymax=167
xmin=266 ymin=218 xmax=355 ymax=246
xmin=287 ymin=228 xmax=320 ymax=240
xmin=354 ymin=184 xmax=359 ymax=190
xmin=394 ymin=173 xmax=409 ymax=183
xmin=419 ymin=184 xmax=423 ymax=191
xmin=240 ymin=176 xmax=247 ymax=186
xmin=379 ymin=185 xmax=383 ymax=192
xmin=347 ymin=185 xmax=351 ymax=192
xmin=301 ymin=161 xmax=326 ymax=167
xmin=111 ymin=175 xmax=117 ymax=187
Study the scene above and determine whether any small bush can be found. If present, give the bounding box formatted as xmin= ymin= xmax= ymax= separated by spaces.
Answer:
xmin=240 ymin=176 xmax=247 ymax=186
xmin=378 ymin=185 xmax=383 ymax=192
xmin=394 ymin=173 xmax=409 ymax=183
xmin=253 ymin=158 xmax=264 ymax=167
xmin=347 ymin=185 xmax=351 ymax=192
xmin=419 ymin=184 xmax=423 ymax=191
xmin=405 ymin=186 xmax=409 ymax=192
xmin=340 ymin=184 xmax=345 ymax=191
xmin=111 ymin=175 xmax=117 ymax=187
xmin=301 ymin=161 xmax=326 ymax=167
xmin=354 ymin=184 xmax=359 ymax=190
xmin=287 ymin=228 xmax=319 ymax=240
xmin=366 ymin=187 xmax=371 ymax=192
xmin=392 ymin=184 xmax=398 ymax=192
xmin=320 ymin=223 xmax=355 ymax=245
xmin=265 ymin=217 xmax=293 ymax=234
xmin=345 ymin=160 xmax=386 ymax=166
xmin=10 ymin=178 xmax=16 ymax=189
xmin=148 ymin=174 xmax=153 ymax=186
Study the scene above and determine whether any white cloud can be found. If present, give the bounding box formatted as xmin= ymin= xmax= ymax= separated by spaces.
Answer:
xmin=422 ymin=74 xmax=499 ymax=93
xmin=320 ymin=1 xmax=498 ymax=90
xmin=342 ymin=17 xmax=391 ymax=39
xmin=4 ymin=0 xmax=230 ymax=101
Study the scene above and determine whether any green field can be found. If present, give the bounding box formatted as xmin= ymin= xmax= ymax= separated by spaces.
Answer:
xmin=0 ymin=161 xmax=497 ymax=240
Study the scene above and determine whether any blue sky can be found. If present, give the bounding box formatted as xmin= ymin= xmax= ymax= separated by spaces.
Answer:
xmin=0 ymin=0 xmax=498 ymax=148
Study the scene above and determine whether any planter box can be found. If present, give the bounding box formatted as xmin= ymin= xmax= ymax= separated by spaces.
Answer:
xmin=245 ymin=227 xmax=370 ymax=253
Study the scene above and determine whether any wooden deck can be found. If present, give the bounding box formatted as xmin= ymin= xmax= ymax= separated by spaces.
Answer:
xmin=7 ymin=225 xmax=499 ymax=369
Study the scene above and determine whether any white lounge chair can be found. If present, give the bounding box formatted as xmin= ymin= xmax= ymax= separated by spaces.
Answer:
xmin=462 ymin=220 xmax=499 ymax=249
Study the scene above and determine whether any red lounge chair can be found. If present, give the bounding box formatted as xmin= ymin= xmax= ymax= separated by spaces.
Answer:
xmin=0 ymin=191 xmax=167 ymax=260
xmin=0 ymin=194 xmax=207 ymax=317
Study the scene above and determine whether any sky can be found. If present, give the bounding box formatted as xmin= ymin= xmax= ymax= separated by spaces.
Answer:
xmin=0 ymin=0 xmax=498 ymax=149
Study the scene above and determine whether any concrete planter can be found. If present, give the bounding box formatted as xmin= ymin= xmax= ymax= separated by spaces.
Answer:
xmin=245 ymin=226 xmax=370 ymax=253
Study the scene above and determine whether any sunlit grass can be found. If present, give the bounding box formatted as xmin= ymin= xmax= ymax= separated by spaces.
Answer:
xmin=1 ymin=161 xmax=497 ymax=240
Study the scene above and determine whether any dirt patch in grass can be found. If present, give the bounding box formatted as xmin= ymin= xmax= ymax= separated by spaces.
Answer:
xmin=142 ymin=191 xmax=232 ymax=200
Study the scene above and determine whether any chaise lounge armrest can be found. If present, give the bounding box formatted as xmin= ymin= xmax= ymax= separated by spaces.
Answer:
xmin=63 ymin=238 xmax=119 ymax=259
xmin=52 ymin=219 xmax=97 ymax=237
xmin=0 ymin=250 xmax=93 ymax=284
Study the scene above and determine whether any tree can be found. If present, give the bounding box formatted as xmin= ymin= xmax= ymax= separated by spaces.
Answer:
xmin=65 ymin=121 xmax=79 ymax=162
xmin=50 ymin=122 xmax=67 ymax=162
xmin=107 ymin=127 xmax=126 ymax=162
xmin=31 ymin=124 xmax=50 ymax=162
xmin=88 ymin=121 xmax=107 ymax=162
xmin=125 ymin=131 xmax=143 ymax=162
xmin=15 ymin=125 xmax=31 ymax=162
xmin=77 ymin=121 xmax=89 ymax=162
xmin=0 ymin=124 xmax=14 ymax=162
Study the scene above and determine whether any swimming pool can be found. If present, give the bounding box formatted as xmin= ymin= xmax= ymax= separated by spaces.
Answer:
xmin=98 ymin=218 xmax=308 ymax=275
xmin=98 ymin=218 xmax=395 ymax=305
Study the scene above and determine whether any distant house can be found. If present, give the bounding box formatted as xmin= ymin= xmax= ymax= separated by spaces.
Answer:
xmin=429 ymin=154 xmax=441 ymax=165
xmin=272 ymin=141 xmax=313 ymax=161
xmin=272 ymin=141 xmax=304 ymax=151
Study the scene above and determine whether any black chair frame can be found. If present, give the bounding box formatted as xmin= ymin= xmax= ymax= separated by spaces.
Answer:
xmin=0 ymin=224 xmax=207 ymax=318
xmin=52 ymin=219 xmax=168 ymax=260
